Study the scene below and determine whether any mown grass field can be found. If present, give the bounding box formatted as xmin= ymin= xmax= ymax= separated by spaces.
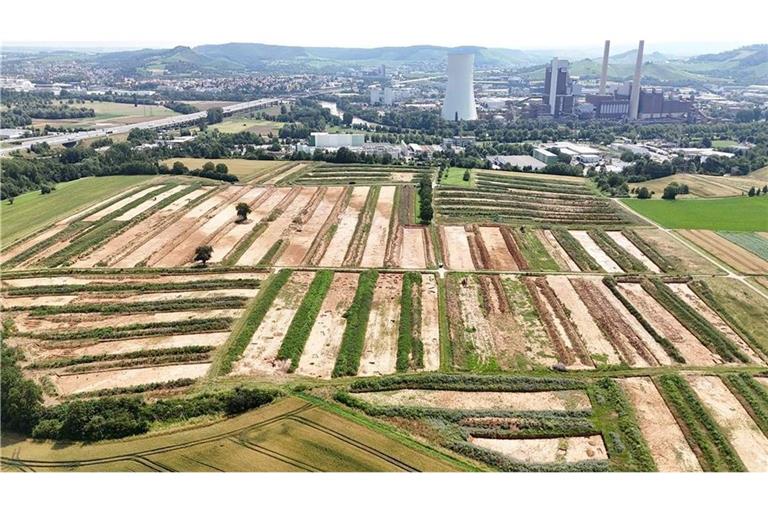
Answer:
xmin=0 ymin=175 xmax=154 ymax=247
xmin=0 ymin=397 xmax=463 ymax=472
xmin=442 ymin=168 xmax=475 ymax=187
xmin=31 ymin=101 xmax=178 ymax=129
xmin=637 ymin=173 xmax=768 ymax=199
xmin=211 ymin=117 xmax=284 ymax=136
xmin=623 ymin=196 xmax=768 ymax=231
xmin=161 ymin=158 xmax=286 ymax=181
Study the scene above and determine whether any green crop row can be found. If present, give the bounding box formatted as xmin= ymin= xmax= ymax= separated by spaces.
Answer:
xmin=589 ymin=230 xmax=647 ymax=272
xmin=642 ymin=279 xmax=749 ymax=363
xmin=34 ymin=317 xmax=233 ymax=341
xmin=17 ymin=297 xmax=247 ymax=316
xmin=620 ymin=229 xmax=675 ymax=272
xmin=551 ymin=229 xmax=601 ymax=271
xmin=69 ymin=378 xmax=196 ymax=398
xmin=277 ymin=270 xmax=334 ymax=371
xmin=349 ymin=373 xmax=587 ymax=392
xmin=656 ymin=374 xmax=745 ymax=471
xmin=57 ymin=352 xmax=212 ymax=374
xmin=723 ymin=373 xmax=768 ymax=437
xmin=217 ymin=269 xmax=293 ymax=374
xmin=5 ymin=278 xmax=261 ymax=297
xmin=28 ymin=346 xmax=215 ymax=370
xmin=332 ymin=270 xmax=379 ymax=377
xmin=396 ymin=272 xmax=423 ymax=372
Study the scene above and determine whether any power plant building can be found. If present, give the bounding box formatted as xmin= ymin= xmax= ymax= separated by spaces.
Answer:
xmin=543 ymin=58 xmax=575 ymax=117
xmin=441 ymin=53 xmax=478 ymax=121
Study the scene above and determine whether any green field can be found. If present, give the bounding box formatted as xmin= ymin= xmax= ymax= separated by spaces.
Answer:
xmin=31 ymin=101 xmax=178 ymax=129
xmin=0 ymin=175 xmax=154 ymax=247
xmin=0 ymin=397 xmax=464 ymax=472
xmin=623 ymin=196 xmax=768 ymax=231
xmin=161 ymin=158 xmax=286 ymax=181
xmin=212 ymin=117 xmax=283 ymax=135
xmin=442 ymin=167 xmax=475 ymax=187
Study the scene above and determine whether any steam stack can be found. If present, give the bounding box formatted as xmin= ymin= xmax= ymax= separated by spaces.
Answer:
xmin=599 ymin=40 xmax=610 ymax=94
xmin=441 ymin=52 xmax=478 ymax=121
xmin=629 ymin=40 xmax=644 ymax=120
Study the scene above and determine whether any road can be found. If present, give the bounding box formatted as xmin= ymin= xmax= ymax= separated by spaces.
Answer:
xmin=0 ymin=98 xmax=279 ymax=156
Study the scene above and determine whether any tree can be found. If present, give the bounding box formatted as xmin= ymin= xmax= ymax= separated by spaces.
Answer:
xmin=235 ymin=202 xmax=252 ymax=222
xmin=206 ymin=107 xmax=224 ymax=124
xmin=214 ymin=163 xmax=229 ymax=174
xmin=40 ymin=184 xmax=52 ymax=195
xmin=662 ymin=183 xmax=679 ymax=200
xmin=202 ymin=161 xmax=216 ymax=172
xmin=463 ymin=169 xmax=471 ymax=182
xmin=748 ymin=186 xmax=756 ymax=197
xmin=194 ymin=245 xmax=213 ymax=265
xmin=636 ymin=187 xmax=651 ymax=199
xmin=1 ymin=343 xmax=43 ymax=434
xmin=171 ymin=161 xmax=189 ymax=174
xmin=342 ymin=112 xmax=354 ymax=126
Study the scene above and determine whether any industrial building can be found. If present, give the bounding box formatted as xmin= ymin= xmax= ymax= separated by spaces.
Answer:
xmin=487 ymin=155 xmax=546 ymax=170
xmin=543 ymin=58 xmax=576 ymax=117
xmin=369 ymin=86 xmax=414 ymax=106
xmin=441 ymin=53 xmax=478 ymax=121
xmin=310 ymin=132 xmax=365 ymax=148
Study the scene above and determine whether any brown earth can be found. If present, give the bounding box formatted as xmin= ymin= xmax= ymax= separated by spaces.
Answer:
xmin=538 ymin=230 xmax=580 ymax=271
xmin=360 ymin=186 xmax=396 ymax=268
xmin=569 ymin=230 xmax=622 ymax=273
xmin=420 ymin=274 xmax=441 ymax=372
xmin=358 ymin=273 xmax=402 ymax=376
xmin=606 ymin=231 xmax=660 ymax=273
xmin=478 ymin=226 xmax=519 ymax=270
xmin=82 ymin=186 xmax=164 ymax=222
xmin=52 ymin=363 xmax=210 ymax=395
xmin=470 ymin=436 xmax=607 ymax=464
xmin=354 ymin=389 xmax=590 ymax=411
xmin=679 ymin=230 xmax=768 ymax=274
xmin=319 ymin=187 xmax=370 ymax=267
xmin=441 ymin=225 xmax=475 ymax=271
xmin=399 ymin=227 xmax=428 ymax=269
xmin=277 ymin=187 xmax=345 ymax=266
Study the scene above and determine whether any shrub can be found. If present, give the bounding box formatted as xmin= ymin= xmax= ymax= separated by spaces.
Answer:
xmin=332 ymin=270 xmax=378 ymax=377
xmin=396 ymin=272 xmax=422 ymax=372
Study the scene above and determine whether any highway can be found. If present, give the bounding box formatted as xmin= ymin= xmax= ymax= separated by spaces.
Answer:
xmin=0 ymin=98 xmax=279 ymax=156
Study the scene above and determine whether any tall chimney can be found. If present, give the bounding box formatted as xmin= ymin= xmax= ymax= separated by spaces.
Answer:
xmin=549 ymin=57 xmax=559 ymax=116
xmin=629 ymin=40 xmax=644 ymax=120
xmin=599 ymin=40 xmax=610 ymax=95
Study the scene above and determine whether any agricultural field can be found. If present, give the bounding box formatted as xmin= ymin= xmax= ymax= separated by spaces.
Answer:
xmin=623 ymin=196 xmax=768 ymax=231
xmin=638 ymin=172 xmax=768 ymax=198
xmin=2 ymin=164 xmax=767 ymax=473
xmin=210 ymin=116 xmax=284 ymax=136
xmin=160 ymin=158 xmax=291 ymax=182
xmin=30 ymin=101 xmax=179 ymax=130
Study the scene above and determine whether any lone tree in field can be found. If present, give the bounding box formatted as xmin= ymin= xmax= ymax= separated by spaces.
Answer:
xmin=194 ymin=245 xmax=213 ymax=266
xmin=235 ymin=202 xmax=252 ymax=222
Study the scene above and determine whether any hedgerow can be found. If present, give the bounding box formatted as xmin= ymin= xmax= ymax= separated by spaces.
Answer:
xmin=20 ymin=297 xmax=247 ymax=316
xmin=349 ymin=373 xmax=587 ymax=392
xmin=446 ymin=441 xmax=609 ymax=472
xmin=657 ymin=374 xmax=745 ymax=472
xmin=332 ymin=270 xmax=378 ymax=377
xmin=34 ymin=317 xmax=232 ymax=341
xmin=396 ymin=272 xmax=422 ymax=372
xmin=551 ymin=229 xmax=602 ymax=271
xmin=70 ymin=378 xmax=196 ymax=398
xmin=218 ymin=269 xmax=293 ymax=374
xmin=723 ymin=373 xmax=768 ymax=436
xmin=277 ymin=270 xmax=333 ymax=371
xmin=5 ymin=278 xmax=262 ymax=296
xmin=28 ymin=346 xmax=214 ymax=370
xmin=589 ymin=230 xmax=646 ymax=273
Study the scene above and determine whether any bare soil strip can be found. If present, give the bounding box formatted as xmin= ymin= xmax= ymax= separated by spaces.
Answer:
xmin=56 ymin=185 xmax=146 ymax=226
xmin=470 ymin=436 xmax=607 ymax=464
xmin=52 ymin=363 xmax=210 ymax=395
xmin=319 ymin=187 xmax=370 ymax=267
xmin=617 ymin=283 xmax=718 ymax=365
xmin=355 ymin=389 xmax=590 ymax=410
xmin=621 ymin=377 xmax=701 ymax=471
xmin=570 ymin=278 xmax=658 ymax=367
xmin=33 ymin=332 xmax=230 ymax=360
xmin=478 ymin=226 xmax=519 ymax=270
xmin=1 ymin=226 xmax=68 ymax=265
xmin=118 ymin=188 xmax=235 ymax=267
xmin=539 ymin=230 xmax=580 ymax=271
xmin=688 ymin=375 xmax=768 ymax=472
xmin=114 ymin=185 xmax=189 ymax=221
xmin=420 ymin=274 xmax=441 ymax=371
xmin=358 ymin=273 xmax=402 ymax=376
xmin=2 ymin=272 xmax=264 ymax=289
xmin=83 ymin=185 xmax=165 ymax=222
xmin=546 ymin=276 xmax=622 ymax=365
xmin=1 ymin=295 xmax=78 ymax=308
xmin=16 ymin=309 xmax=242 ymax=333
xmin=236 ymin=187 xmax=317 ymax=265
xmin=679 ymin=230 xmax=768 ymax=274
xmin=155 ymin=187 xmax=254 ymax=267
xmin=17 ymin=225 xmax=97 ymax=269
xmin=208 ymin=188 xmax=288 ymax=263
xmin=360 ymin=186 xmax=396 ymax=268
xmin=399 ymin=227 xmax=428 ymax=269
xmin=2 ymin=289 xmax=257 ymax=309
xmin=295 ymin=272 xmax=357 ymax=379
xmin=569 ymin=230 xmax=622 ymax=273
xmin=73 ymin=187 xmax=208 ymax=268
xmin=277 ymin=187 xmax=345 ymax=266
xmin=668 ymin=282 xmax=760 ymax=363
xmin=161 ymin=187 xmax=212 ymax=213
xmin=606 ymin=231 xmax=660 ymax=273
xmin=233 ymin=271 xmax=314 ymax=376
xmin=265 ymin=162 xmax=305 ymax=185
xmin=441 ymin=225 xmax=476 ymax=271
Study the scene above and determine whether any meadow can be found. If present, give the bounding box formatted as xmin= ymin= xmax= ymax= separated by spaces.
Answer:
xmin=623 ymin=196 xmax=768 ymax=231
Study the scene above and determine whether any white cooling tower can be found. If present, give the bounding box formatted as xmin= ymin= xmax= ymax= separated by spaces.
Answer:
xmin=441 ymin=53 xmax=478 ymax=121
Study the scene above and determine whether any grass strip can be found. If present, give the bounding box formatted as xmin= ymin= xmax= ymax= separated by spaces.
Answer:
xmin=723 ymin=373 xmax=768 ymax=437
xmin=332 ymin=270 xmax=378 ymax=377
xmin=5 ymin=278 xmax=261 ymax=296
xmin=18 ymin=297 xmax=247 ymax=316
xmin=551 ymin=229 xmax=601 ymax=271
xmin=589 ymin=230 xmax=647 ymax=273
xmin=34 ymin=318 xmax=233 ymax=341
xmin=277 ymin=270 xmax=334 ymax=371
xmin=396 ymin=272 xmax=422 ymax=372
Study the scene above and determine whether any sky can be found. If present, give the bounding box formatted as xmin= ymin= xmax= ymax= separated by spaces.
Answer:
xmin=2 ymin=0 xmax=763 ymax=54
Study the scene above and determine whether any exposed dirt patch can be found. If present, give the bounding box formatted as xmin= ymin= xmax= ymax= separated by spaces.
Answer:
xmin=621 ymin=377 xmax=701 ymax=471
xmin=295 ymin=272 xmax=358 ymax=379
xmin=399 ymin=227 xmax=428 ymax=269
xmin=569 ymin=230 xmax=622 ymax=273
xmin=360 ymin=186 xmax=396 ymax=268
xmin=606 ymin=231 xmax=660 ymax=273
xmin=470 ymin=436 xmax=607 ymax=464
xmin=420 ymin=274 xmax=441 ymax=372
xmin=358 ymin=273 xmax=402 ymax=376
xmin=538 ymin=230 xmax=580 ymax=271
xmin=277 ymin=187 xmax=345 ymax=266
xmin=441 ymin=225 xmax=476 ymax=271
xmin=688 ymin=375 xmax=768 ymax=472
xmin=1 ymin=225 xmax=68 ymax=265
xmin=478 ymin=226 xmax=519 ymax=270
xmin=52 ymin=363 xmax=210 ymax=395
xmin=83 ymin=185 xmax=165 ymax=222
xmin=115 ymin=185 xmax=189 ymax=222
xmin=319 ymin=187 xmax=369 ymax=267
xmin=354 ymin=389 xmax=590 ymax=411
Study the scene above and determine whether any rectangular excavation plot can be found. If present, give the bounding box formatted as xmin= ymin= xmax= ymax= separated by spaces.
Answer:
xmin=2 ymin=272 xmax=263 ymax=289
xmin=1 ymin=225 xmax=68 ymax=265
xmin=400 ymin=227 xmax=428 ymax=269
xmin=442 ymin=225 xmax=476 ymax=270
xmin=237 ymin=187 xmax=317 ymax=265
xmin=161 ymin=187 xmax=211 ymax=213
xmin=688 ymin=375 xmax=768 ymax=472
xmin=319 ymin=187 xmax=369 ymax=267
xmin=208 ymin=187 xmax=288 ymax=263
xmin=358 ymin=273 xmax=402 ymax=376
xmin=539 ymin=230 xmax=580 ymax=271
xmin=354 ymin=389 xmax=590 ymax=411
xmin=83 ymin=185 xmax=165 ymax=222
xmin=16 ymin=309 xmax=242 ymax=333
xmin=617 ymin=283 xmax=717 ymax=365
xmin=470 ymin=436 xmax=607 ymax=464
xmin=114 ymin=185 xmax=189 ymax=221
xmin=233 ymin=271 xmax=314 ymax=375
xmin=277 ymin=186 xmax=344 ymax=266
xmin=546 ymin=276 xmax=622 ymax=365
xmin=38 ymin=332 xmax=231 ymax=360
xmin=569 ymin=230 xmax=622 ymax=272
xmin=606 ymin=231 xmax=660 ymax=273
xmin=360 ymin=186 xmax=396 ymax=268
xmin=668 ymin=282 xmax=759 ymax=363
xmin=52 ymin=363 xmax=210 ymax=395
xmin=621 ymin=377 xmax=701 ymax=471
xmin=478 ymin=226 xmax=518 ymax=270
xmin=420 ymin=274 xmax=441 ymax=371
xmin=295 ymin=272 xmax=357 ymax=379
